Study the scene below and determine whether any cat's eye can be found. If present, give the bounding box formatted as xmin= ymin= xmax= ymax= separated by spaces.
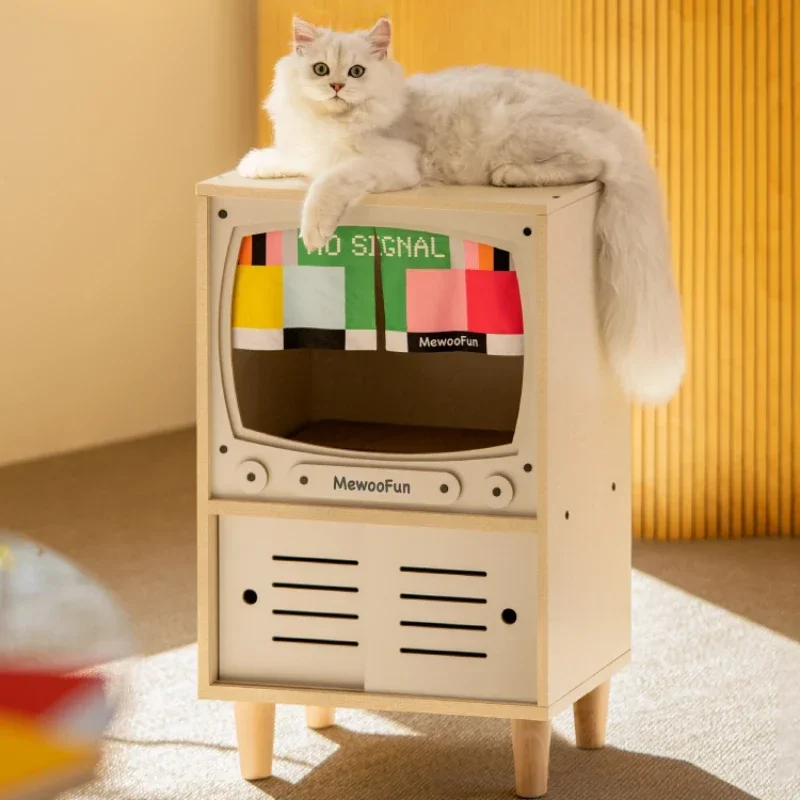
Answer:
xmin=312 ymin=62 xmax=330 ymax=76
xmin=348 ymin=64 xmax=366 ymax=78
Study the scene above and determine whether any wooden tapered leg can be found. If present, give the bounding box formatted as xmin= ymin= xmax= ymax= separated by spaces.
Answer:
xmin=234 ymin=702 xmax=275 ymax=780
xmin=573 ymin=680 xmax=610 ymax=749
xmin=511 ymin=719 xmax=551 ymax=798
xmin=305 ymin=706 xmax=336 ymax=729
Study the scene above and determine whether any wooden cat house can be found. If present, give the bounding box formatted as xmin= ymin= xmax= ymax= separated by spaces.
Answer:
xmin=196 ymin=172 xmax=631 ymax=797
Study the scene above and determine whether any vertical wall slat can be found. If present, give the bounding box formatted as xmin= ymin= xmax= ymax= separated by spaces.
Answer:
xmin=766 ymin=0 xmax=782 ymax=536
xmin=793 ymin=0 xmax=797 ymax=541
xmin=637 ymin=0 xmax=657 ymax=542
xmin=743 ymin=0 xmax=758 ymax=538
xmin=667 ymin=3 xmax=684 ymax=540
xmin=717 ymin=0 xmax=733 ymax=540
xmin=654 ymin=0 xmax=671 ymax=541
xmin=693 ymin=4 xmax=708 ymax=541
xmin=706 ymin=0 xmax=721 ymax=540
xmin=755 ymin=0 xmax=770 ymax=536
xmin=730 ymin=2 xmax=747 ymax=538
xmin=779 ymin=0 xmax=795 ymax=537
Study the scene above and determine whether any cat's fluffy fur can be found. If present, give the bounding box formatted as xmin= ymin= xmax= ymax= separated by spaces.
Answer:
xmin=238 ymin=17 xmax=685 ymax=404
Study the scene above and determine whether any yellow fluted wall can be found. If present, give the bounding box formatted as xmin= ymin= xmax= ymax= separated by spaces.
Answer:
xmin=257 ymin=1 xmax=799 ymax=539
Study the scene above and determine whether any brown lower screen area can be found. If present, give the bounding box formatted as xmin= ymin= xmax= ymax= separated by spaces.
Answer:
xmin=286 ymin=420 xmax=512 ymax=455
xmin=231 ymin=349 xmax=523 ymax=455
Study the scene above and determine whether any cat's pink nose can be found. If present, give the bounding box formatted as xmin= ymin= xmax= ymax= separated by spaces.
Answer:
xmin=330 ymin=83 xmax=344 ymax=93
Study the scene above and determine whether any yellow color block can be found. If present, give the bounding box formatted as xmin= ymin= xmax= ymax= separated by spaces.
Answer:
xmin=0 ymin=712 xmax=96 ymax=792
xmin=232 ymin=265 xmax=283 ymax=329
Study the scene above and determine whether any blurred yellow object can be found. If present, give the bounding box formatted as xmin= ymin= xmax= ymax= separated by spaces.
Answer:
xmin=0 ymin=712 xmax=98 ymax=800
xmin=0 ymin=545 xmax=14 ymax=571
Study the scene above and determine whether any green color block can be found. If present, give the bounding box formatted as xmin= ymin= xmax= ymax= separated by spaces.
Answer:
xmin=382 ymin=262 xmax=407 ymax=331
xmin=345 ymin=262 xmax=376 ymax=330
xmin=376 ymin=227 xmax=450 ymax=268
xmin=298 ymin=226 xmax=375 ymax=267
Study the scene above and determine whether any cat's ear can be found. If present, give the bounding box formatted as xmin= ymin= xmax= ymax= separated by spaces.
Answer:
xmin=292 ymin=16 xmax=320 ymax=53
xmin=365 ymin=17 xmax=391 ymax=60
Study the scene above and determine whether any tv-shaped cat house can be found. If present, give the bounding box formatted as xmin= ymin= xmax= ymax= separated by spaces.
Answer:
xmin=196 ymin=173 xmax=631 ymax=798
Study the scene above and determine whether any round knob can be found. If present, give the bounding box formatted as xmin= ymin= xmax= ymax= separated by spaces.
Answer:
xmin=486 ymin=475 xmax=513 ymax=509
xmin=236 ymin=460 xmax=268 ymax=493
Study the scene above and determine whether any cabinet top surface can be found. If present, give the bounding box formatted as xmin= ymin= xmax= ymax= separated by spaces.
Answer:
xmin=197 ymin=172 xmax=600 ymax=215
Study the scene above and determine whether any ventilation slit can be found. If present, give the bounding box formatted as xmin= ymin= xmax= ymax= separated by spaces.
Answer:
xmin=400 ymin=593 xmax=486 ymax=604
xmin=272 ymin=582 xmax=358 ymax=593
xmin=273 ymin=636 xmax=358 ymax=647
xmin=399 ymin=566 xmax=487 ymax=577
xmin=400 ymin=647 xmax=487 ymax=659
xmin=400 ymin=620 xmax=486 ymax=631
xmin=273 ymin=609 xmax=358 ymax=620
xmin=273 ymin=555 xmax=359 ymax=566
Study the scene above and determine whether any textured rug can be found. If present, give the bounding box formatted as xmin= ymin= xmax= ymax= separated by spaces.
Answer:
xmin=0 ymin=430 xmax=797 ymax=800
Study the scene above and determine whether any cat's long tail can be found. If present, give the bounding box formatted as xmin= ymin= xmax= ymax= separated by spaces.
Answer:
xmin=595 ymin=151 xmax=685 ymax=404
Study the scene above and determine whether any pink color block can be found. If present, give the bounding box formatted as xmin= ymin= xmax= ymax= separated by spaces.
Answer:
xmin=466 ymin=271 xmax=524 ymax=334
xmin=406 ymin=270 xmax=467 ymax=332
xmin=267 ymin=230 xmax=283 ymax=265
xmin=464 ymin=240 xmax=479 ymax=270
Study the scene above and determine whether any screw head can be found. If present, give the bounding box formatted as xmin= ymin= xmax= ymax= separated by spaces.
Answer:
xmin=246 ymin=472 xmax=256 ymax=482
xmin=218 ymin=209 xmax=228 ymax=219
xmin=523 ymin=227 xmax=532 ymax=236
xmin=300 ymin=475 xmax=308 ymax=485
xmin=219 ymin=445 xmax=228 ymax=454
xmin=492 ymin=487 xmax=501 ymax=497
xmin=502 ymin=608 xmax=517 ymax=624
xmin=440 ymin=483 xmax=449 ymax=493
xmin=242 ymin=589 xmax=257 ymax=605
xmin=523 ymin=463 xmax=532 ymax=473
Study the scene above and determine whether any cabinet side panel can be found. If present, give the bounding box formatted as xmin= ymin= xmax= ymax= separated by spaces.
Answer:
xmin=544 ymin=194 xmax=632 ymax=704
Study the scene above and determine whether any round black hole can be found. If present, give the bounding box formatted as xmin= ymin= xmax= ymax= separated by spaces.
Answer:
xmin=523 ymin=463 xmax=532 ymax=473
xmin=523 ymin=227 xmax=532 ymax=236
xmin=501 ymin=608 xmax=517 ymax=625
xmin=492 ymin=487 xmax=501 ymax=497
xmin=219 ymin=445 xmax=228 ymax=454
xmin=242 ymin=589 xmax=258 ymax=605
xmin=246 ymin=472 xmax=256 ymax=482
xmin=218 ymin=209 xmax=228 ymax=219
xmin=612 ymin=482 xmax=617 ymax=491
xmin=300 ymin=475 xmax=308 ymax=485
xmin=440 ymin=483 xmax=449 ymax=493
xmin=565 ymin=511 xmax=570 ymax=520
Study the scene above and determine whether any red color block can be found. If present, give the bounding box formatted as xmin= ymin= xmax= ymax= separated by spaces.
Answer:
xmin=466 ymin=271 xmax=524 ymax=334
xmin=0 ymin=669 xmax=104 ymax=719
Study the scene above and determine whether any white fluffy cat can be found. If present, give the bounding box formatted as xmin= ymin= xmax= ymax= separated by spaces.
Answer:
xmin=238 ymin=17 xmax=685 ymax=405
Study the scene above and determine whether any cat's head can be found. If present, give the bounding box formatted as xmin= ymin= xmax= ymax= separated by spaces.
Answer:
xmin=271 ymin=17 xmax=405 ymax=127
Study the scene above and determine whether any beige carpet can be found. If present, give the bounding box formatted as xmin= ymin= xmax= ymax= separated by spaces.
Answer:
xmin=0 ymin=430 xmax=797 ymax=800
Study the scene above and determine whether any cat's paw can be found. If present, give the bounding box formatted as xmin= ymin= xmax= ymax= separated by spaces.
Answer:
xmin=300 ymin=197 xmax=339 ymax=252
xmin=237 ymin=149 xmax=299 ymax=180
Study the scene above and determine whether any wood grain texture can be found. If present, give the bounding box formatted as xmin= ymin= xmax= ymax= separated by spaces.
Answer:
xmin=572 ymin=680 xmax=610 ymax=749
xmin=254 ymin=2 xmax=799 ymax=538
xmin=305 ymin=706 xmax=336 ymax=729
xmin=511 ymin=719 xmax=551 ymax=798
xmin=234 ymin=702 xmax=275 ymax=780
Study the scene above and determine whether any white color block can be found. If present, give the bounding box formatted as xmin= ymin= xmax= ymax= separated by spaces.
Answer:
xmin=282 ymin=266 xmax=345 ymax=330
xmin=232 ymin=328 xmax=282 ymax=350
